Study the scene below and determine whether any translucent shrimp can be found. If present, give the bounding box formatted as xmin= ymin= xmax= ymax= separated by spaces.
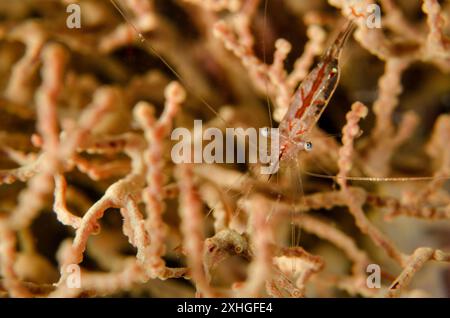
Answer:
xmin=264 ymin=21 xmax=355 ymax=261
xmin=273 ymin=21 xmax=355 ymax=170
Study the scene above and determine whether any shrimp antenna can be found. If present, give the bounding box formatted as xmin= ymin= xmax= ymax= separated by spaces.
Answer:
xmin=109 ymin=0 xmax=228 ymax=126
xmin=304 ymin=171 xmax=450 ymax=182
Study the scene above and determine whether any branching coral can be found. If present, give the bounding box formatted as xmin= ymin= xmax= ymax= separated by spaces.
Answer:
xmin=0 ymin=0 xmax=449 ymax=298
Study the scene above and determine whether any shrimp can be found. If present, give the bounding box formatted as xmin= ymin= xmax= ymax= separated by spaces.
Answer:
xmin=265 ymin=21 xmax=355 ymax=260
xmin=256 ymin=19 xmax=355 ymax=194
xmin=268 ymin=21 xmax=355 ymax=175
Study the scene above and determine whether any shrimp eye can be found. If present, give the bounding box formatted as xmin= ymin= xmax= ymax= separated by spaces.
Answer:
xmin=304 ymin=141 xmax=313 ymax=151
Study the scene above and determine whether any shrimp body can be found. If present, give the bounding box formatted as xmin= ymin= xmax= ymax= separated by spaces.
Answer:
xmin=277 ymin=21 xmax=355 ymax=163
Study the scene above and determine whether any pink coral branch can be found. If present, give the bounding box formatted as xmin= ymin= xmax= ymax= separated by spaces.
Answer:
xmin=0 ymin=220 xmax=32 ymax=297
xmin=422 ymin=0 xmax=450 ymax=59
xmin=176 ymin=163 xmax=215 ymax=297
xmin=338 ymin=102 xmax=407 ymax=266
xmin=134 ymin=81 xmax=185 ymax=278
xmin=237 ymin=194 xmax=273 ymax=297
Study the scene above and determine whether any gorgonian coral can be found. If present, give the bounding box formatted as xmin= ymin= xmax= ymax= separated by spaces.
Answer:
xmin=0 ymin=0 xmax=449 ymax=298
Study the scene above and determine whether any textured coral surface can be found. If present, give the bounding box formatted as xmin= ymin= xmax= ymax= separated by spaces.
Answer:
xmin=0 ymin=0 xmax=449 ymax=298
